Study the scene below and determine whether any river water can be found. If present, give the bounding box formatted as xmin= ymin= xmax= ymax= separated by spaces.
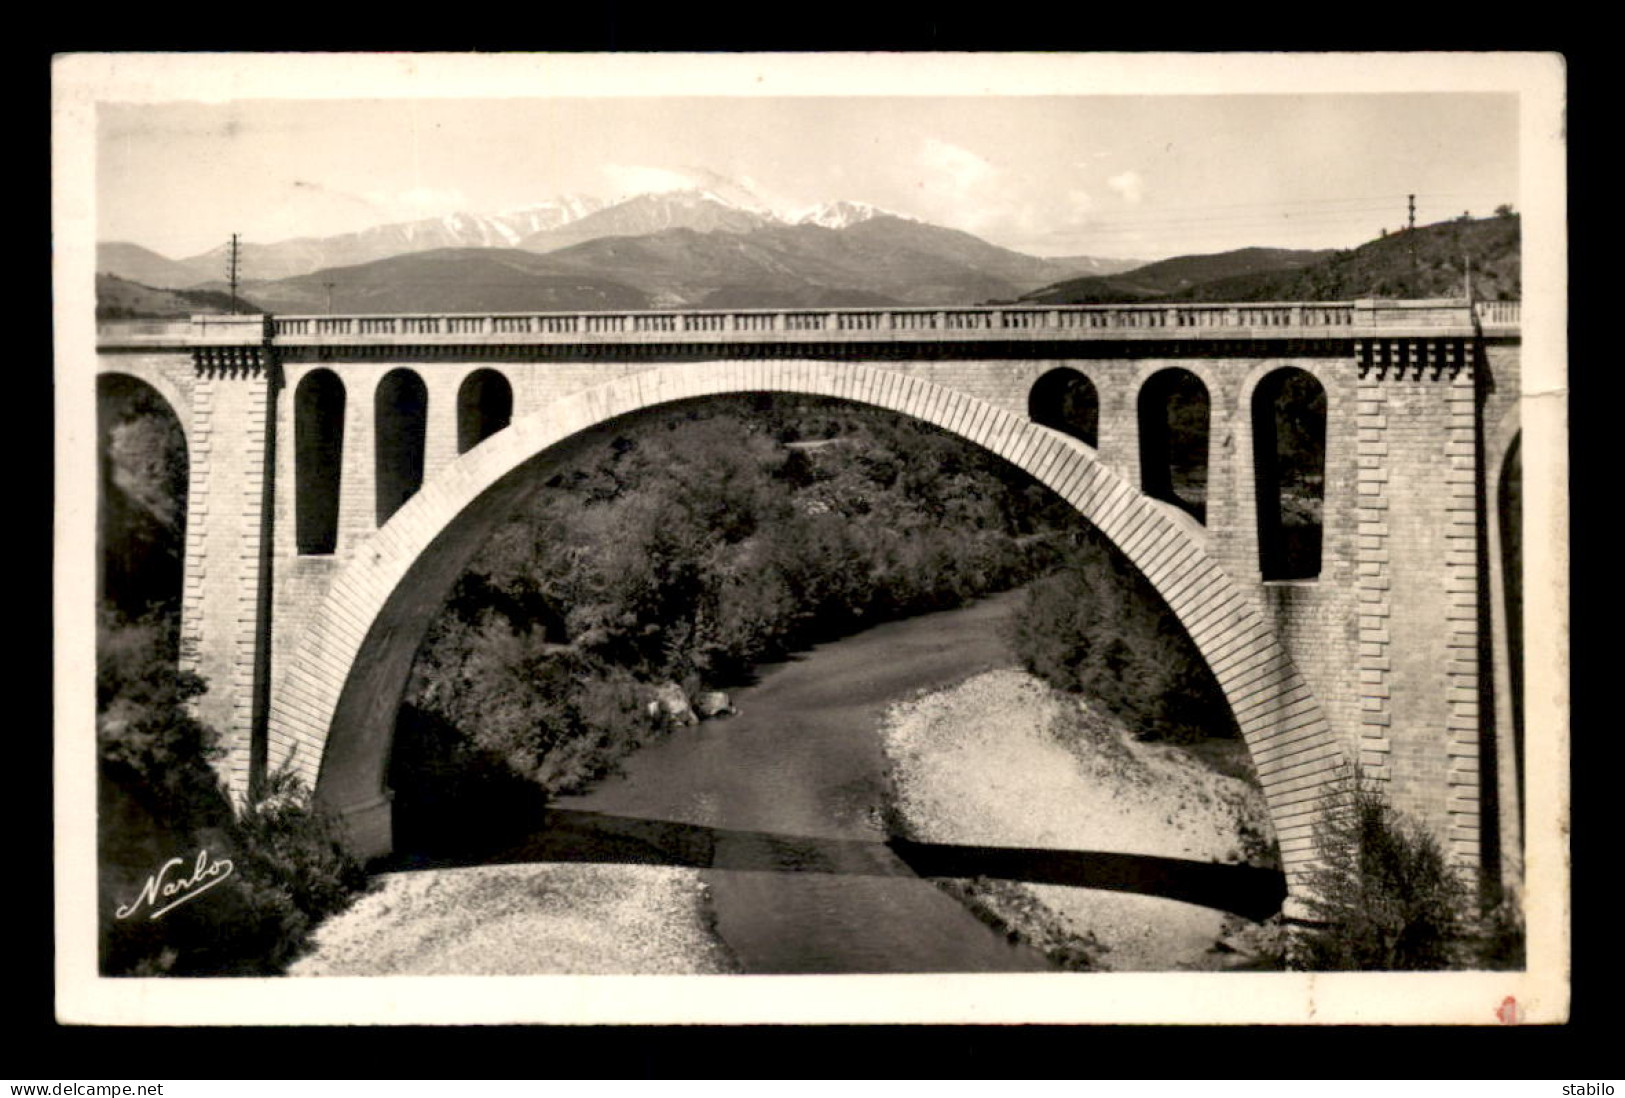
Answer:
xmin=552 ymin=588 xmax=1055 ymax=974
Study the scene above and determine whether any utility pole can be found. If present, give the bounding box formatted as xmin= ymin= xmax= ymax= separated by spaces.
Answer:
xmin=1407 ymin=194 xmax=1417 ymax=289
xmin=324 ymin=280 xmax=336 ymax=315
xmin=226 ymin=233 xmax=242 ymax=314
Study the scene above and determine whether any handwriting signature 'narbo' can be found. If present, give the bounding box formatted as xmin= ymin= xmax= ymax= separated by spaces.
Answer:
xmin=115 ymin=849 xmax=234 ymax=921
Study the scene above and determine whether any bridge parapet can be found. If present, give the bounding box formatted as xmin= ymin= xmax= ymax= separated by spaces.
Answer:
xmin=1474 ymin=299 xmax=1522 ymax=331
xmin=93 ymin=299 xmax=1516 ymax=353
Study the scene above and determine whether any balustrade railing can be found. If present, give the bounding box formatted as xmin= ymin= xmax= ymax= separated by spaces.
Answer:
xmin=100 ymin=300 xmax=1509 ymax=348
xmin=260 ymin=302 xmax=1380 ymax=341
xmin=1475 ymin=300 xmax=1521 ymax=326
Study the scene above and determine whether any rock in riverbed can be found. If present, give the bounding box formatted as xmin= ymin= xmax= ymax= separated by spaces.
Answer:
xmin=646 ymin=682 xmax=698 ymax=725
xmin=694 ymin=690 xmax=736 ymax=719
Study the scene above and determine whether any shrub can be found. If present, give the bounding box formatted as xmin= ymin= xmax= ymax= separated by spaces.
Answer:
xmin=1006 ymin=533 xmax=1235 ymax=744
xmin=98 ymin=608 xmax=367 ymax=975
xmin=101 ymin=765 xmax=369 ymax=977
xmin=1293 ymin=763 xmax=1471 ymax=971
xmin=230 ymin=769 xmax=370 ymax=929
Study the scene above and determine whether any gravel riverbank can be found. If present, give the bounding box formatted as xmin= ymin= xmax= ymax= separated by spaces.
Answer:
xmin=290 ymin=863 xmax=739 ymax=976
xmin=881 ymin=669 xmax=1284 ymax=971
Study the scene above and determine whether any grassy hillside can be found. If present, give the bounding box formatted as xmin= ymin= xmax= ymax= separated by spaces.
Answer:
xmin=96 ymin=273 xmax=255 ymax=320
xmin=1165 ymin=214 xmax=1521 ymax=302
xmin=1020 ymin=248 xmax=1335 ymax=305
xmin=227 ymin=249 xmax=653 ymax=314
xmin=1021 ymin=214 xmax=1520 ymax=305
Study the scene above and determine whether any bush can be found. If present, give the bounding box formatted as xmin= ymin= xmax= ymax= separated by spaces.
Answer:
xmin=1293 ymin=764 xmax=1472 ymax=971
xmin=231 ymin=769 xmax=370 ymax=930
xmin=98 ymin=609 xmax=367 ymax=975
xmin=1006 ymin=533 xmax=1235 ymax=744
xmin=100 ymin=763 xmax=369 ymax=976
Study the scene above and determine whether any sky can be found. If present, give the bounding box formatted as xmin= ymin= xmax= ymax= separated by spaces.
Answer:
xmin=97 ymin=92 xmax=1519 ymax=262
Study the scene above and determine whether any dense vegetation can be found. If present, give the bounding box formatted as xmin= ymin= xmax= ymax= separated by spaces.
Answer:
xmin=402 ymin=396 xmax=1088 ymax=808
xmin=400 ymin=393 xmax=1250 ymax=852
xmin=97 ymin=380 xmax=366 ymax=976
xmin=1006 ymin=531 xmax=1238 ymax=747
xmin=1293 ymin=765 xmax=1524 ymax=971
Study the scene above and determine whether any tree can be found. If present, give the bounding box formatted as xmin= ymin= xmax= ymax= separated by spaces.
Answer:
xmin=1293 ymin=763 xmax=1470 ymax=970
xmin=1006 ymin=533 xmax=1234 ymax=744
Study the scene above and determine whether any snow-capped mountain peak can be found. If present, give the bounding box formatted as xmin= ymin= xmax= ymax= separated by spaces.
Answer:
xmin=793 ymin=200 xmax=909 ymax=229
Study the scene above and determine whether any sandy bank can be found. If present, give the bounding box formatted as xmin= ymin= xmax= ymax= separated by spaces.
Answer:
xmin=290 ymin=863 xmax=738 ymax=976
xmin=881 ymin=669 xmax=1283 ymax=971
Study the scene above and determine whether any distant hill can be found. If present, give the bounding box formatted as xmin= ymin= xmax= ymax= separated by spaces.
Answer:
xmin=1161 ymin=214 xmax=1522 ymax=302
xmin=96 ymin=273 xmax=255 ymax=319
xmin=228 ymin=249 xmax=653 ymax=314
xmin=1020 ymin=247 xmax=1337 ymax=305
xmin=228 ymin=216 xmax=1122 ymax=314
xmin=1020 ymin=214 xmax=1521 ymax=305
xmin=1041 ymin=254 xmax=1149 ymax=280
xmin=102 ymin=198 xmax=608 ymax=287
xmin=535 ymin=218 xmax=1072 ymax=308
xmin=96 ymin=244 xmax=206 ymax=291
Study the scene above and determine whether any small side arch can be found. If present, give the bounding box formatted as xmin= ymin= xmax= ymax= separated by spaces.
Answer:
xmin=457 ymin=368 xmax=514 ymax=454
xmin=1252 ymin=367 xmax=1327 ymax=580
xmin=1138 ymin=367 xmax=1210 ymax=522
xmin=296 ymin=369 xmax=347 ymax=556
xmin=1028 ymin=367 xmax=1098 ymax=447
xmin=375 ymin=368 xmax=428 ymax=526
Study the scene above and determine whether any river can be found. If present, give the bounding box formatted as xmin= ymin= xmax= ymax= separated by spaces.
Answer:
xmin=551 ymin=587 xmax=1055 ymax=974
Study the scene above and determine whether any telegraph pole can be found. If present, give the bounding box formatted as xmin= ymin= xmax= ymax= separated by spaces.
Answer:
xmin=226 ymin=233 xmax=242 ymax=313
xmin=324 ymin=280 xmax=336 ymax=315
xmin=1407 ymin=194 xmax=1417 ymax=288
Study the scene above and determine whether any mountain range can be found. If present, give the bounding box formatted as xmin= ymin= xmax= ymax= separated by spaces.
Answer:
xmin=99 ymin=186 xmax=1155 ymax=314
xmin=95 ymin=180 xmax=1520 ymax=318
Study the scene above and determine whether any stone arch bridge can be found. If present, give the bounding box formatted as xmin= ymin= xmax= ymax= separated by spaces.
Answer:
xmin=95 ymin=299 xmax=1525 ymax=903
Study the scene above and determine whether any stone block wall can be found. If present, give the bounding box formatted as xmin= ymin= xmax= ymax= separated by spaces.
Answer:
xmin=1353 ymin=339 xmax=1484 ymax=873
xmin=176 ymin=359 xmax=273 ymax=802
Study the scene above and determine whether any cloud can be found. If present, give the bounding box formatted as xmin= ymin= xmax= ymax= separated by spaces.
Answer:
xmin=600 ymin=164 xmax=703 ymax=198
xmin=905 ymin=137 xmax=1119 ymax=248
xmin=912 ymin=137 xmax=1010 ymax=233
xmin=920 ymin=137 xmax=999 ymax=196
xmin=1106 ymin=170 xmax=1146 ymax=205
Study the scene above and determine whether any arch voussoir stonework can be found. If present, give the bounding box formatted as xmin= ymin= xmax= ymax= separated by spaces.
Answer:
xmin=265 ymin=359 xmax=1341 ymax=890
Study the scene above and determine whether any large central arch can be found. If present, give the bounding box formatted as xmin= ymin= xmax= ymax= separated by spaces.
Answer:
xmin=266 ymin=360 xmax=1341 ymax=890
